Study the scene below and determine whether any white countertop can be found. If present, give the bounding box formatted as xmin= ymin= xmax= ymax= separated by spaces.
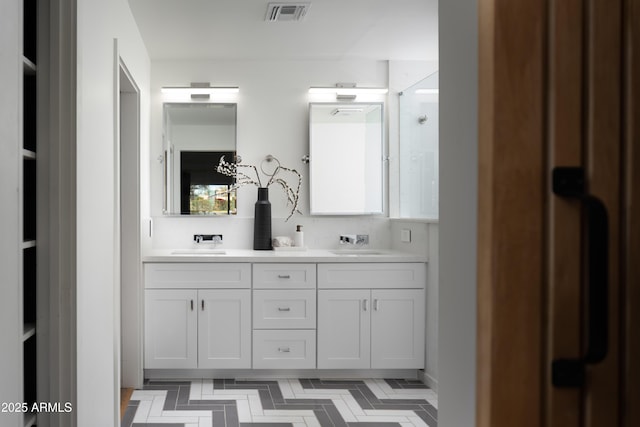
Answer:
xmin=143 ymin=248 xmax=427 ymax=263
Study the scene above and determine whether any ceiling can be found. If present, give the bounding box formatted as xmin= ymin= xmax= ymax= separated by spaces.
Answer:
xmin=128 ymin=0 xmax=438 ymax=61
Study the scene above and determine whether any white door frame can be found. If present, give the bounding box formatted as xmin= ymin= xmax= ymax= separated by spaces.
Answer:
xmin=114 ymin=41 xmax=142 ymax=401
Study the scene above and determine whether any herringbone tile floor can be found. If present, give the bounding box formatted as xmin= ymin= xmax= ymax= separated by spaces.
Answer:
xmin=122 ymin=378 xmax=437 ymax=427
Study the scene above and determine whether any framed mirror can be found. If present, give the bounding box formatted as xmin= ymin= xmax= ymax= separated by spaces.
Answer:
xmin=308 ymin=103 xmax=384 ymax=215
xmin=163 ymin=103 xmax=237 ymax=215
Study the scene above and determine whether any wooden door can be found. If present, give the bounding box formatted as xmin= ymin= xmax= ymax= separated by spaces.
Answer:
xmin=478 ymin=0 xmax=639 ymax=426
xmin=198 ymin=289 xmax=251 ymax=369
xmin=623 ymin=2 xmax=640 ymax=424
xmin=317 ymin=289 xmax=371 ymax=369
xmin=370 ymin=289 xmax=425 ymax=369
xmin=144 ymin=289 xmax=198 ymax=369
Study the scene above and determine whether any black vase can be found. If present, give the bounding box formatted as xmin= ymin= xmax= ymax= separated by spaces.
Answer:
xmin=253 ymin=187 xmax=272 ymax=250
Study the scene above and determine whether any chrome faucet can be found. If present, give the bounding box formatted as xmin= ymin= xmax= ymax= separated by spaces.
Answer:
xmin=194 ymin=234 xmax=223 ymax=246
xmin=339 ymin=234 xmax=369 ymax=246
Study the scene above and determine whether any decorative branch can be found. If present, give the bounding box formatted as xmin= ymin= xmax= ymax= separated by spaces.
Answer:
xmin=216 ymin=155 xmax=302 ymax=221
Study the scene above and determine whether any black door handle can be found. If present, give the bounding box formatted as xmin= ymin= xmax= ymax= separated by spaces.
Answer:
xmin=551 ymin=167 xmax=609 ymax=388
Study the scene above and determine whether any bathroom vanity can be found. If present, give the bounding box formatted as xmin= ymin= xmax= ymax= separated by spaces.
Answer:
xmin=142 ymin=250 xmax=427 ymax=378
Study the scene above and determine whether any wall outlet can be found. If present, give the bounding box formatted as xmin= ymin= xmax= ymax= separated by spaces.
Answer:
xmin=400 ymin=228 xmax=412 ymax=243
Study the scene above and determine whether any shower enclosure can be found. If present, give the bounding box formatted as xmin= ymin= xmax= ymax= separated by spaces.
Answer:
xmin=399 ymin=71 xmax=439 ymax=219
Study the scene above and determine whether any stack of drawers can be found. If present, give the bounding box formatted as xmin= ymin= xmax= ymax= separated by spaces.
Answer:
xmin=252 ymin=263 xmax=317 ymax=369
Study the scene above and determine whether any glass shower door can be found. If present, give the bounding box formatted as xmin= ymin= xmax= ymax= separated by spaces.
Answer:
xmin=399 ymin=71 xmax=439 ymax=219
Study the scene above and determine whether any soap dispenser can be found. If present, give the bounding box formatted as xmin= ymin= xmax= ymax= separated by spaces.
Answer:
xmin=294 ymin=225 xmax=304 ymax=247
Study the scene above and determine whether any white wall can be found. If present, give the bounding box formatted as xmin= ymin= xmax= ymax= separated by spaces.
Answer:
xmin=390 ymin=219 xmax=438 ymax=389
xmin=426 ymin=223 xmax=439 ymax=389
xmin=76 ymin=0 xmax=150 ymax=425
xmin=151 ymin=216 xmax=393 ymax=251
xmin=0 ymin=1 xmax=24 ymax=423
xmin=439 ymin=0 xmax=478 ymax=425
xmin=148 ymin=60 xmax=395 ymax=250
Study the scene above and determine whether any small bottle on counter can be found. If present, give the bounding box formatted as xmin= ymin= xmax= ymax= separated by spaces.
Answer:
xmin=294 ymin=225 xmax=304 ymax=247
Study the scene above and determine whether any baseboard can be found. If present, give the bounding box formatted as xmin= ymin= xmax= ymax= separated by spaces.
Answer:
xmin=418 ymin=369 xmax=438 ymax=391
xmin=145 ymin=368 xmax=422 ymax=380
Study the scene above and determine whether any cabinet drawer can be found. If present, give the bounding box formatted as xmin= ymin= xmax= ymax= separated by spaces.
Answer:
xmin=318 ymin=263 xmax=426 ymax=289
xmin=253 ymin=290 xmax=316 ymax=329
xmin=253 ymin=330 xmax=316 ymax=369
xmin=144 ymin=263 xmax=251 ymax=289
xmin=253 ymin=263 xmax=316 ymax=289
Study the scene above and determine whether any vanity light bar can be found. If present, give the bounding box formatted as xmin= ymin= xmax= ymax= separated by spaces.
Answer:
xmin=161 ymin=87 xmax=239 ymax=95
xmin=308 ymin=87 xmax=388 ymax=95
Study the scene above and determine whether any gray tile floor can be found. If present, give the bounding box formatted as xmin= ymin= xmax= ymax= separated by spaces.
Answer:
xmin=122 ymin=379 xmax=438 ymax=427
xmin=123 ymin=378 xmax=437 ymax=427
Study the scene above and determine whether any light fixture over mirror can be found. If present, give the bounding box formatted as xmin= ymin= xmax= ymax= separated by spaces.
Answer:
xmin=161 ymin=82 xmax=239 ymax=102
xmin=309 ymin=83 xmax=388 ymax=101
xmin=163 ymin=102 xmax=238 ymax=215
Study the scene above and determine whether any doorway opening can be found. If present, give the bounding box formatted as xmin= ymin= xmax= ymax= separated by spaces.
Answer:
xmin=117 ymin=58 xmax=142 ymax=419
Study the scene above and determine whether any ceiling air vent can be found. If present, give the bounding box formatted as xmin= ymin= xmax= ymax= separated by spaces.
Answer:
xmin=265 ymin=3 xmax=310 ymax=22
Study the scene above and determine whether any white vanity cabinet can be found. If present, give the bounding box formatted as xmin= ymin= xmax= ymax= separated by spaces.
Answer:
xmin=317 ymin=263 xmax=426 ymax=369
xmin=143 ymin=258 xmax=427 ymax=375
xmin=144 ymin=263 xmax=252 ymax=369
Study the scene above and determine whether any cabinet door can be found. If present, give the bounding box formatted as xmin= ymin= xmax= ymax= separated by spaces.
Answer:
xmin=371 ymin=289 xmax=425 ymax=369
xmin=145 ymin=289 xmax=198 ymax=369
xmin=198 ymin=289 xmax=251 ymax=369
xmin=317 ymin=289 xmax=370 ymax=369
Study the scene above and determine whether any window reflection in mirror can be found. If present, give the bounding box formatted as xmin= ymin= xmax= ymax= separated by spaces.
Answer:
xmin=309 ymin=103 xmax=384 ymax=215
xmin=163 ymin=103 xmax=237 ymax=215
xmin=180 ymin=151 xmax=236 ymax=215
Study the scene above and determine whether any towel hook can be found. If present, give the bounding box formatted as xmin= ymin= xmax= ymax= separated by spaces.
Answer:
xmin=260 ymin=154 xmax=281 ymax=176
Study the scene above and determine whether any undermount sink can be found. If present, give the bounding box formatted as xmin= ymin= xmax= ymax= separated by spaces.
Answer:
xmin=171 ymin=249 xmax=226 ymax=255
xmin=330 ymin=249 xmax=386 ymax=255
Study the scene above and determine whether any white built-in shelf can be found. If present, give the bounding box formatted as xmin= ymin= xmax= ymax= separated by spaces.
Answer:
xmin=24 ymin=412 xmax=37 ymax=427
xmin=23 ymin=323 xmax=36 ymax=342
xmin=22 ymin=57 xmax=36 ymax=75
xmin=21 ymin=240 xmax=36 ymax=249
xmin=22 ymin=149 xmax=36 ymax=160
